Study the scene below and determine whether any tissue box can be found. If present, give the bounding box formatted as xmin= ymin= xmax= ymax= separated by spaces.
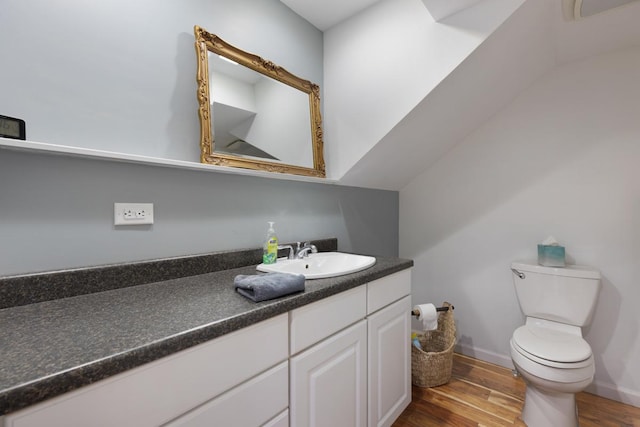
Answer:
xmin=537 ymin=244 xmax=565 ymax=267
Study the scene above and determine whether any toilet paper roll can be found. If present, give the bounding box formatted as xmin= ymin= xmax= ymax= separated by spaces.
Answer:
xmin=413 ymin=303 xmax=438 ymax=331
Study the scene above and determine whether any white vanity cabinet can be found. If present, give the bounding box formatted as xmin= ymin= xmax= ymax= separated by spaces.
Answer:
xmin=3 ymin=268 xmax=412 ymax=427
xmin=3 ymin=314 xmax=289 ymax=427
xmin=289 ymin=269 xmax=412 ymax=427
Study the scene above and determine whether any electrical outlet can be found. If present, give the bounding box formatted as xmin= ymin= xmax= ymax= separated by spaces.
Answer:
xmin=114 ymin=203 xmax=154 ymax=225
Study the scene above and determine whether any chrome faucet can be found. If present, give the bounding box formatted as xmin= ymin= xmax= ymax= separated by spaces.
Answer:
xmin=277 ymin=242 xmax=318 ymax=260
xmin=295 ymin=242 xmax=317 ymax=259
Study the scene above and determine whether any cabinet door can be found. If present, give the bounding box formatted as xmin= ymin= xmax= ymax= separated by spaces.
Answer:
xmin=290 ymin=320 xmax=367 ymax=427
xmin=367 ymin=296 xmax=411 ymax=427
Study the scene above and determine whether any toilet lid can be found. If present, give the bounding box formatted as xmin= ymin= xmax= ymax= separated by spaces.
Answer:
xmin=513 ymin=324 xmax=592 ymax=363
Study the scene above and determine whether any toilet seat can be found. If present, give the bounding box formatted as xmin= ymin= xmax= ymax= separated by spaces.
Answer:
xmin=510 ymin=338 xmax=595 ymax=386
xmin=512 ymin=324 xmax=592 ymax=368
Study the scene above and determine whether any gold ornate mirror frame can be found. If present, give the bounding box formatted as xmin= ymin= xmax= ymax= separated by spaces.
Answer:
xmin=194 ymin=26 xmax=326 ymax=178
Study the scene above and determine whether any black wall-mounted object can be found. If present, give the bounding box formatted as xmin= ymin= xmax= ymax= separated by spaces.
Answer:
xmin=0 ymin=114 xmax=26 ymax=140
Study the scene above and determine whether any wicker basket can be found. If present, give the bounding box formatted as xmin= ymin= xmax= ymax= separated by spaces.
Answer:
xmin=411 ymin=301 xmax=456 ymax=387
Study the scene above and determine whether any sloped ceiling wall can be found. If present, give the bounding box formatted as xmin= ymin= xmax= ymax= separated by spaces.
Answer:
xmin=322 ymin=0 xmax=528 ymax=187
xmin=337 ymin=0 xmax=554 ymax=190
xmin=322 ymin=0 xmax=640 ymax=190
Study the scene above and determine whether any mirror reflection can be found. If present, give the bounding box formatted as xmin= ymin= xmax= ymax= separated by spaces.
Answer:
xmin=194 ymin=26 xmax=325 ymax=178
xmin=209 ymin=54 xmax=312 ymax=167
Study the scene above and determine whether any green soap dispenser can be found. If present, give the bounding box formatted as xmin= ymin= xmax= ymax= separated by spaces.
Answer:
xmin=262 ymin=221 xmax=278 ymax=264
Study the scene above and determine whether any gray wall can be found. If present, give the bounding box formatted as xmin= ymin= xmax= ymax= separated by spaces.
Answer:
xmin=0 ymin=0 xmax=399 ymax=276
xmin=0 ymin=150 xmax=398 ymax=276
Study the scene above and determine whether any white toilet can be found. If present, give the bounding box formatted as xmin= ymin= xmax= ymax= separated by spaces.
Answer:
xmin=510 ymin=261 xmax=601 ymax=427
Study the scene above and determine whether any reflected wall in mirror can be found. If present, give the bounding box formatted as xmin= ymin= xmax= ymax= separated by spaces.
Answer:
xmin=194 ymin=26 xmax=325 ymax=178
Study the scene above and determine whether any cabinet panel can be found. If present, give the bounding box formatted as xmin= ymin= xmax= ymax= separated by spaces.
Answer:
xmin=367 ymin=269 xmax=411 ymax=315
xmin=4 ymin=314 xmax=288 ymax=427
xmin=164 ymin=361 xmax=288 ymax=427
xmin=290 ymin=320 xmax=367 ymax=427
xmin=290 ymin=285 xmax=366 ymax=355
xmin=368 ymin=296 xmax=411 ymax=427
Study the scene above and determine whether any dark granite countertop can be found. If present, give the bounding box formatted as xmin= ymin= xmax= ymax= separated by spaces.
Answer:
xmin=0 ymin=249 xmax=412 ymax=416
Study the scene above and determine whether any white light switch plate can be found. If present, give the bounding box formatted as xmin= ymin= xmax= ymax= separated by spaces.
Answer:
xmin=114 ymin=203 xmax=154 ymax=225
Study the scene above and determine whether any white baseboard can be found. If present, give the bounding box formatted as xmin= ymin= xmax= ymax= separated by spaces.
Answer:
xmin=455 ymin=342 xmax=514 ymax=370
xmin=454 ymin=342 xmax=640 ymax=409
xmin=586 ymin=380 xmax=640 ymax=408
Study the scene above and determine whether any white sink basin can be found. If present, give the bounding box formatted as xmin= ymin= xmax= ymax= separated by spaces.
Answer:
xmin=256 ymin=252 xmax=376 ymax=279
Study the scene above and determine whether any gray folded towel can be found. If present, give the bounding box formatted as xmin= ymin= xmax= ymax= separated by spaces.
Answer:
xmin=234 ymin=272 xmax=305 ymax=302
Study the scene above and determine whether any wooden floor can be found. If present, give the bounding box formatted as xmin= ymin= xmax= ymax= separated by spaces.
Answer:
xmin=393 ymin=353 xmax=640 ymax=426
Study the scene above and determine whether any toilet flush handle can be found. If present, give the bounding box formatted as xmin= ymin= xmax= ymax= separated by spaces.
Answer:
xmin=511 ymin=268 xmax=525 ymax=279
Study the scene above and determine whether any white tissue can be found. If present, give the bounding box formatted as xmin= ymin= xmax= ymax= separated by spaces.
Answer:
xmin=413 ymin=303 xmax=438 ymax=331
xmin=541 ymin=236 xmax=560 ymax=246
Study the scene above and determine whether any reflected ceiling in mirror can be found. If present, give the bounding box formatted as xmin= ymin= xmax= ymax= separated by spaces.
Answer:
xmin=194 ymin=26 xmax=325 ymax=178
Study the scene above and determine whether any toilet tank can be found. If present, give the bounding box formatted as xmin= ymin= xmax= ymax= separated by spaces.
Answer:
xmin=511 ymin=261 xmax=601 ymax=327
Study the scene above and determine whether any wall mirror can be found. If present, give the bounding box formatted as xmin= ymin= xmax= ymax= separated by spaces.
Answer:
xmin=194 ymin=26 xmax=325 ymax=178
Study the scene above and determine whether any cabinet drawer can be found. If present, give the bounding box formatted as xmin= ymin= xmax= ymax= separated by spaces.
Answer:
xmin=164 ymin=361 xmax=288 ymax=427
xmin=290 ymin=285 xmax=366 ymax=355
xmin=4 ymin=314 xmax=288 ymax=427
xmin=367 ymin=269 xmax=411 ymax=315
